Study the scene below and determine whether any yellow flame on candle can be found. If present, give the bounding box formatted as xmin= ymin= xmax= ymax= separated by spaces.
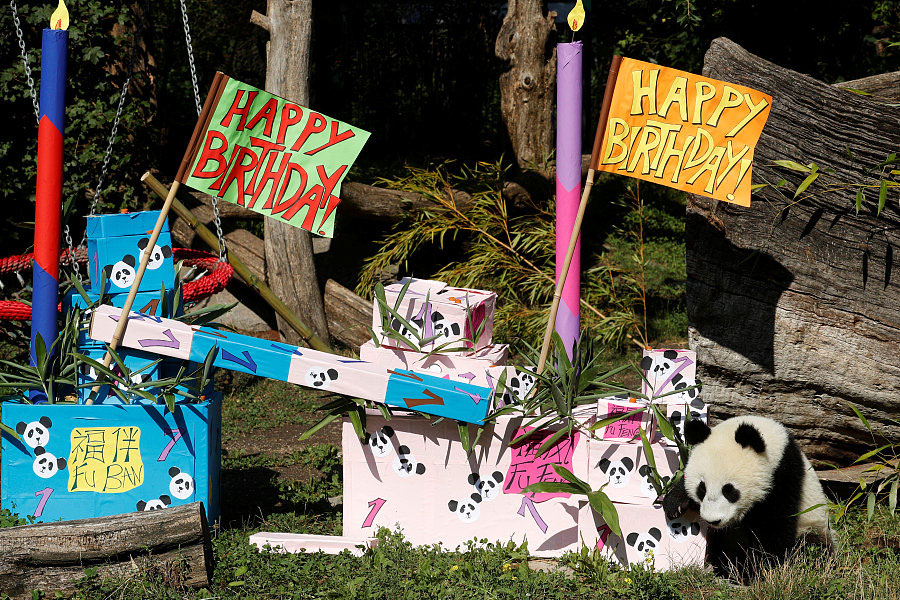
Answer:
xmin=567 ymin=0 xmax=585 ymax=32
xmin=50 ymin=0 xmax=69 ymax=31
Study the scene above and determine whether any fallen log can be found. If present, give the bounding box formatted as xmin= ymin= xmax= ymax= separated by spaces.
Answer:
xmin=686 ymin=38 xmax=900 ymax=463
xmin=0 ymin=502 xmax=213 ymax=599
xmin=324 ymin=279 xmax=372 ymax=349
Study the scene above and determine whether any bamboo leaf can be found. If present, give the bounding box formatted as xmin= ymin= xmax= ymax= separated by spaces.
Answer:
xmin=552 ymin=464 xmax=591 ymax=494
xmin=847 ymin=402 xmax=871 ymax=431
xmin=0 ymin=421 xmax=21 ymax=440
xmin=649 ymin=402 xmax=675 ymax=442
xmin=587 ymin=491 xmax=622 ymax=538
xmin=867 ymin=491 xmax=875 ymax=521
xmin=878 ymin=179 xmax=888 ymax=216
xmin=457 ymin=421 xmax=470 ymax=454
xmin=773 ymin=160 xmax=812 ymax=173
xmin=587 ymin=407 xmax=646 ymax=431
xmin=535 ymin=428 xmax=569 ymax=458
xmin=300 ymin=413 xmax=342 ymax=441
xmin=794 ymin=172 xmax=818 ymax=198
xmin=891 ymin=480 xmax=898 ymax=514
xmin=854 ymin=444 xmax=891 ymax=464
xmin=349 ymin=407 xmax=367 ymax=441
xmin=856 ymin=189 xmax=864 ymax=215
xmin=523 ymin=482 xmax=584 ymax=495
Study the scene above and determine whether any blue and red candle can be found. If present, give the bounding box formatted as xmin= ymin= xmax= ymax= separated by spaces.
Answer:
xmin=30 ymin=4 xmax=69 ymax=401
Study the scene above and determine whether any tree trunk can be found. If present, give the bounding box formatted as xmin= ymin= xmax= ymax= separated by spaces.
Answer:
xmin=324 ymin=279 xmax=371 ymax=349
xmin=686 ymin=38 xmax=900 ymax=464
xmin=0 ymin=502 xmax=212 ymax=599
xmin=252 ymin=0 xmax=330 ymax=345
xmin=495 ymin=0 xmax=556 ymax=172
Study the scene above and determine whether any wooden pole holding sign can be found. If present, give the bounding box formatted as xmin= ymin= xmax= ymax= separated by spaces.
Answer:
xmin=537 ymin=55 xmax=623 ymax=374
xmin=87 ymin=73 xmax=227 ymax=403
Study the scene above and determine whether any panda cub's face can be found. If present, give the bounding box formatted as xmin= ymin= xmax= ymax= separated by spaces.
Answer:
xmin=682 ymin=417 xmax=785 ymax=528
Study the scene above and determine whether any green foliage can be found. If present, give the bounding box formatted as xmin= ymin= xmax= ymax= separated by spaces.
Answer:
xmin=838 ymin=402 xmax=900 ymax=522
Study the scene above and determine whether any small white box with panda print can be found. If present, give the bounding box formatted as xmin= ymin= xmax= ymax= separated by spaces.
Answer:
xmin=640 ymin=348 xmax=697 ymax=401
xmin=593 ymin=396 xmax=652 ymax=442
xmin=577 ymin=502 xmax=706 ymax=571
xmin=371 ymin=278 xmax=497 ymax=352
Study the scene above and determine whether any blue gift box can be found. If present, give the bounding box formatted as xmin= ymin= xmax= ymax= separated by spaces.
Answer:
xmin=0 ymin=395 xmax=221 ymax=523
xmin=75 ymin=343 xmax=164 ymax=405
xmin=85 ymin=211 xmax=164 ymax=240
xmin=87 ymin=231 xmax=176 ymax=295
xmin=65 ymin=288 xmax=181 ymax=320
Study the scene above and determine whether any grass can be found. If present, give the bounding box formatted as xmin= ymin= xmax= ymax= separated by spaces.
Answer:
xmin=3 ymin=371 xmax=900 ymax=600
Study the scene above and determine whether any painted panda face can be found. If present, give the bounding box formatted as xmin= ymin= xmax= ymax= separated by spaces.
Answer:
xmin=640 ymin=350 xmax=679 ymax=384
xmin=638 ymin=464 xmax=670 ymax=498
xmin=667 ymin=516 xmax=701 ymax=543
xmin=392 ymin=445 xmax=426 ymax=478
xmin=366 ymin=426 xmax=395 ymax=457
xmin=138 ymin=238 xmax=172 ymax=270
xmin=469 ymin=471 xmax=504 ymax=501
xmin=32 ymin=446 xmax=66 ymax=479
xmin=16 ymin=416 xmax=52 ymax=449
xmin=448 ymin=493 xmax=482 ymax=523
xmin=168 ymin=466 xmax=194 ymax=500
xmin=104 ymin=255 xmax=137 ymax=289
xmin=305 ymin=367 xmax=339 ymax=390
xmin=389 ymin=316 xmax=424 ymax=344
xmin=506 ymin=370 xmax=536 ymax=403
xmin=682 ymin=418 xmax=779 ymax=529
xmin=670 ymin=375 xmax=705 ymax=409
xmin=598 ymin=457 xmax=634 ymax=488
xmin=627 ymin=527 xmax=662 ymax=563
xmin=137 ymin=495 xmax=172 ymax=512
xmin=430 ymin=311 xmax=460 ymax=340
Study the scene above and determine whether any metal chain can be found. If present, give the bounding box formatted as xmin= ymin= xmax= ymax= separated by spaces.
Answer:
xmin=180 ymin=0 xmax=226 ymax=261
xmin=10 ymin=0 xmax=40 ymax=123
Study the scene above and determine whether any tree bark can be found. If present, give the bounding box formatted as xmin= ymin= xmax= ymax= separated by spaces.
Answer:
xmin=0 ymin=502 xmax=212 ymax=599
xmin=495 ymin=0 xmax=556 ymax=172
xmin=324 ymin=279 xmax=372 ymax=349
xmin=686 ymin=38 xmax=900 ymax=463
xmin=253 ymin=0 xmax=330 ymax=345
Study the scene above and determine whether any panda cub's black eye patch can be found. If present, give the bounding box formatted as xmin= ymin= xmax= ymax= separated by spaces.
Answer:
xmin=722 ymin=483 xmax=741 ymax=503
xmin=696 ymin=481 xmax=706 ymax=500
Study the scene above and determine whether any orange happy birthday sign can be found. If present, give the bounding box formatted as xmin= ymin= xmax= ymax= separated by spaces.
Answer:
xmin=596 ymin=58 xmax=772 ymax=206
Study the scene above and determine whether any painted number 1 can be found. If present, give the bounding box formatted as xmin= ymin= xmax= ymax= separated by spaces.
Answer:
xmin=34 ymin=487 xmax=53 ymax=518
xmin=362 ymin=498 xmax=386 ymax=528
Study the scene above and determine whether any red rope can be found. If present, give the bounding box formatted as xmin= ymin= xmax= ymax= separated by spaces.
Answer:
xmin=0 ymin=248 xmax=233 ymax=320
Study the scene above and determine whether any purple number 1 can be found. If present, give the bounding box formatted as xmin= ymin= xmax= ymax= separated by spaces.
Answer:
xmin=34 ymin=487 xmax=53 ymax=518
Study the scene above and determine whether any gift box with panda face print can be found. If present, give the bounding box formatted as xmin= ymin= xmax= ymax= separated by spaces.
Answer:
xmin=0 ymin=395 xmax=221 ymax=524
xmin=86 ymin=211 xmax=175 ymax=295
xmin=639 ymin=349 xmax=707 ymax=445
xmin=577 ymin=502 xmax=706 ymax=570
xmin=75 ymin=342 xmax=164 ymax=405
xmin=593 ymin=395 xmax=652 ymax=441
xmin=371 ymin=278 xmax=497 ymax=352
xmin=587 ymin=440 xmax=680 ymax=504
xmin=342 ymin=411 xmax=590 ymax=558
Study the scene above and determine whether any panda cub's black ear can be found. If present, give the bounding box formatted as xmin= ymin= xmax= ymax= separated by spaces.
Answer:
xmin=684 ymin=420 xmax=711 ymax=445
xmin=735 ymin=423 xmax=766 ymax=453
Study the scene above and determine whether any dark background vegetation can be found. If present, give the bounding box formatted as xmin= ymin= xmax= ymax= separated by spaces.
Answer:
xmin=0 ymin=0 xmax=897 ymax=345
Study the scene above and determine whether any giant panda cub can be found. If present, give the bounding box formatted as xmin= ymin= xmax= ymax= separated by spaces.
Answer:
xmin=663 ymin=416 xmax=835 ymax=579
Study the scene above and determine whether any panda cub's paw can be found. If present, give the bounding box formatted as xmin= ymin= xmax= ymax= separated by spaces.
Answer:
xmin=662 ymin=477 xmax=691 ymax=520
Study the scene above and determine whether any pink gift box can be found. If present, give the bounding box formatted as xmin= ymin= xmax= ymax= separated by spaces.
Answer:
xmin=249 ymin=533 xmax=378 ymax=556
xmin=578 ymin=502 xmax=706 ymax=571
xmin=640 ymin=349 xmax=697 ymax=401
xmin=359 ymin=340 xmax=508 ymax=388
xmin=593 ymin=396 xmax=652 ymax=441
xmin=371 ymin=278 xmax=497 ymax=351
xmin=342 ymin=411 xmax=588 ymax=557
xmin=587 ymin=440 xmax=681 ymax=504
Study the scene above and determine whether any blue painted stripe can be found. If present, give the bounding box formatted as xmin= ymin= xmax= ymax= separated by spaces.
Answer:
xmin=38 ymin=28 xmax=68 ymax=130
xmin=30 ymin=262 xmax=59 ymax=366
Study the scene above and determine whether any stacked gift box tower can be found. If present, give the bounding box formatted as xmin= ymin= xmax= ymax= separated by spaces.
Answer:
xmin=1 ymin=211 xmax=222 ymax=524
xmin=332 ymin=279 xmax=708 ymax=569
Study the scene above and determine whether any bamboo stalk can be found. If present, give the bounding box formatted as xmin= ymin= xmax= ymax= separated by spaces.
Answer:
xmin=87 ymin=73 xmax=226 ymax=404
xmin=537 ymin=55 xmax=624 ymax=374
xmin=141 ymin=172 xmax=332 ymax=353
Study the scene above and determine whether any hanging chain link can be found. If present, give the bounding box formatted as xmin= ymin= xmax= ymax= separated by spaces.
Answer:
xmin=180 ymin=0 xmax=226 ymax=261
xmin=10 ymin=0 xmax=40 ymax=124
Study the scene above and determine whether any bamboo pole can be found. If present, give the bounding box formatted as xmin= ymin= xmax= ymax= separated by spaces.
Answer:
xmin=141 ymin=172 xmax=332 ymax=353
xmin=536 ymin=55 xmax=624 ymax=374
xmin=87 ymin=73 xmax=226 ymax=404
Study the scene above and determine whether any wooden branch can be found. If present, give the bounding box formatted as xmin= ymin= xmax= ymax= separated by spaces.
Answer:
xmin=0 ymin=502 xmax=212 ymax=599
xmin=324 ymin=279 xmax=372 ymax=349
xmin=250 ymin=9 xmax=270 ymax=32
xmin=686 ymin=38 xmax=900 ymax=463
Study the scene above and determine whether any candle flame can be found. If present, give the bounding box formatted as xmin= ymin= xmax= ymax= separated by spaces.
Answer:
xmin=567 ymin=0 xmax=585 ymax=33
xmin=50 ymin=0 xmax=69 ymax=31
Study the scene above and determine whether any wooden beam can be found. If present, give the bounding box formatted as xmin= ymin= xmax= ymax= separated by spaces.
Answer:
xmin=0 ymin=502 xmax=212 ymax=599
